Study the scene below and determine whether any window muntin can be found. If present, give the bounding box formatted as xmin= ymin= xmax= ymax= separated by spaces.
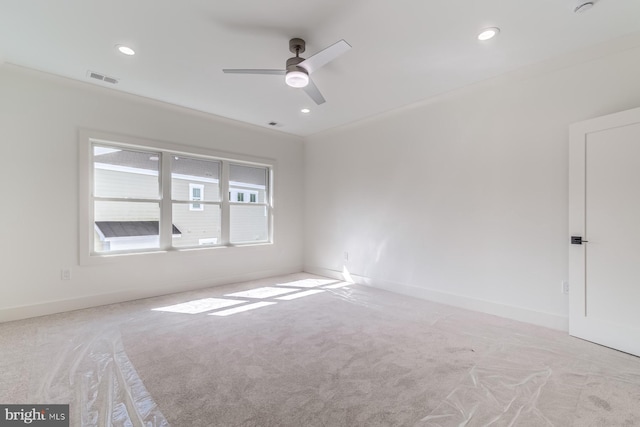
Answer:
xmin=86 ymin=138 xmax=272 ymax=258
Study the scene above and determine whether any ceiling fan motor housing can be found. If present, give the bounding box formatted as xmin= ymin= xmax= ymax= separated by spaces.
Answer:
xmin=286 ymin=56 xmax=307 ymax=74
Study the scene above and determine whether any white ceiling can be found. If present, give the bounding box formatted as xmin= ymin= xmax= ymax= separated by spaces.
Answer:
xmin=1 ymin=0 xmax=640 ymax=136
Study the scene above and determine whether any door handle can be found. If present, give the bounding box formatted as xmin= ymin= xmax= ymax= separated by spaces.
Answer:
xmin=571 ymin=236 xmax=589 ymax=245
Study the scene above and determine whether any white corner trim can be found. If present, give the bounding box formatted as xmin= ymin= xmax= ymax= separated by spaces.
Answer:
xmin=304 ymin=265 xmax=569 ymax=332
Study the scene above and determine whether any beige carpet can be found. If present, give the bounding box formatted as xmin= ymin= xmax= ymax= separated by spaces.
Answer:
xmin=1 ymin=273 xmax=639 ymax=426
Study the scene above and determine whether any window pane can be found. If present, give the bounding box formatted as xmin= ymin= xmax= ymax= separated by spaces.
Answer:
xmin=172 ymin=203 xmax=221 ymax=247
xmin=229 ymin=164 xmax=267 ymax=203
xmin=172 ymin=157 xmax=220 ymax=202
xmin=94 ymin=146 xmax=160 ymax=199
xmin=230 ymin=205 xmax=268 ymax=243
xmin=94 ymin=201 xmax=160 ymax=252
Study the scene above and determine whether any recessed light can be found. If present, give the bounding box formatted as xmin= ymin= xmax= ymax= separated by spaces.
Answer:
xmin=301 ymin=108 xmax=310 ymax=114
xmin=477 ymin=27 xmax=500 ymax=41
xmin=116 ymin=45 xmax=136 ymax=56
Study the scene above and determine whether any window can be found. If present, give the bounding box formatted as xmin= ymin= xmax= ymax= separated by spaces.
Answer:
xmin=229 ymin=189 xmax=258 ymax=203
xmin=172 ymin=157 xmax=221 ymax=248
xmin=189 ymin=183 xmax=204 ymax=211
xmin=229 ymin=164 xmax=269 ymax=244
xmin=80 ymin=131 xmax=272 ymax=262
xmin=92 ymin=146 xmax=162 ymax=253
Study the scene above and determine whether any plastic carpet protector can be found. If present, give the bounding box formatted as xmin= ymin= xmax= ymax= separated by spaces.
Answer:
xmin=418 ymin=358 xmax=559 ymax=425
xmin=31 ymin=320 xmax=169 ymax=427
xmin=3 ymin=273 xmax=640 ymax=426
xmin=328 ymin=281 xmax=640 ymax=426
xmin=331 ymin=288 xmax=567 ymax=426
xmin=412 ymin=317 xmax=640 ymax=426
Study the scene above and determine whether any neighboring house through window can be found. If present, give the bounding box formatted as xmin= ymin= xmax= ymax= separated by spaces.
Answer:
xmin=94 ymin=221 xmax=182 ymax=251
xmin=79 ymin=130 xmax=273 ymax=264
xmin=189 ymin=183 xmax=204 ymax=211
xmin=229 ymin=189 xmax=259 ymax=203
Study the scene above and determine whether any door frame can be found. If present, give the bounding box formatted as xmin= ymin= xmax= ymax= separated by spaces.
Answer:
xmin=569 ymin=106 xmax=640 ymax=356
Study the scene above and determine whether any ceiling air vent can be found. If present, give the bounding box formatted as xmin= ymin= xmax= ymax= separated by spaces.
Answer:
xmin=87 ymin=70 xmax=118 ymax=84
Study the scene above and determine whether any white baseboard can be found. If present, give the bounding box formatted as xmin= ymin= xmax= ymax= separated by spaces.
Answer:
xmin=0 ymin=266 xmax=303 ymax=323
xmin=305 ymin=265 xmax=569 ymax=332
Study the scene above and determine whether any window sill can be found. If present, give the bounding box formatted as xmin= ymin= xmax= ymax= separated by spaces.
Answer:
xmin=80 ymin=242 xmax=274 ymax=266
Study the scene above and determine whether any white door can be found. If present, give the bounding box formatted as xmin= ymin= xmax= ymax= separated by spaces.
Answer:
xmin=569 ymin=107 xmax=640 ymax=357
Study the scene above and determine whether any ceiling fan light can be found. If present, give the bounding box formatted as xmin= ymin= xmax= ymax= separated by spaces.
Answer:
xmin=285 ymin=70 xmax=309 ymax=88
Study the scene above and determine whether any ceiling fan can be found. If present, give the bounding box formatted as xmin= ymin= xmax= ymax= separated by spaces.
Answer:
xmin=223 ymin=38 xmax=351 ymax=105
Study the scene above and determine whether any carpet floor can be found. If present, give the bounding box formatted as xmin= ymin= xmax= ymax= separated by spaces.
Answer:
xmin=1 ymin=273 xmax=639 ymax=426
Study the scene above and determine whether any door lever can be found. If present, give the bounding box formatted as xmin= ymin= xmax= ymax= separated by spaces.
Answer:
xmin=571 ymin=236 xmax=589 ymax=245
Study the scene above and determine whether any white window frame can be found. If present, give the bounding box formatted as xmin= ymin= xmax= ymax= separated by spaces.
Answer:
xmin=189 ymin=183 xmax=205 ymax=211
xmin=79 ymin=129 xmax=274 ymax=265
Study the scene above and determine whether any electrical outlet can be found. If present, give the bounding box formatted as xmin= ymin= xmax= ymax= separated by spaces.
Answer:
xmin=61 ymin=269 xmax=71 ymax=280
xmin=562 ymin=281 xmax=569 ymax=294
xmin=343 ymin=251 xmax=349 ymax=262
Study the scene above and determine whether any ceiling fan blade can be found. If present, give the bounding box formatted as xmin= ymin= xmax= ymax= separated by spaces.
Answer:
xmin=298 ymin=39 xmax=351 ymax=74
xmin=302 ymin=79 xmax=326 ymax=105
xmin=222 ymin=69 xmax=285 ymax=75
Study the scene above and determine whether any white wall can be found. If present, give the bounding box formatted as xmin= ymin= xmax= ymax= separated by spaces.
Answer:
xmin=0 ymin=65 xmax=304 ymax=321
xmin=304 ymin=42 xmax=640 ymax=330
